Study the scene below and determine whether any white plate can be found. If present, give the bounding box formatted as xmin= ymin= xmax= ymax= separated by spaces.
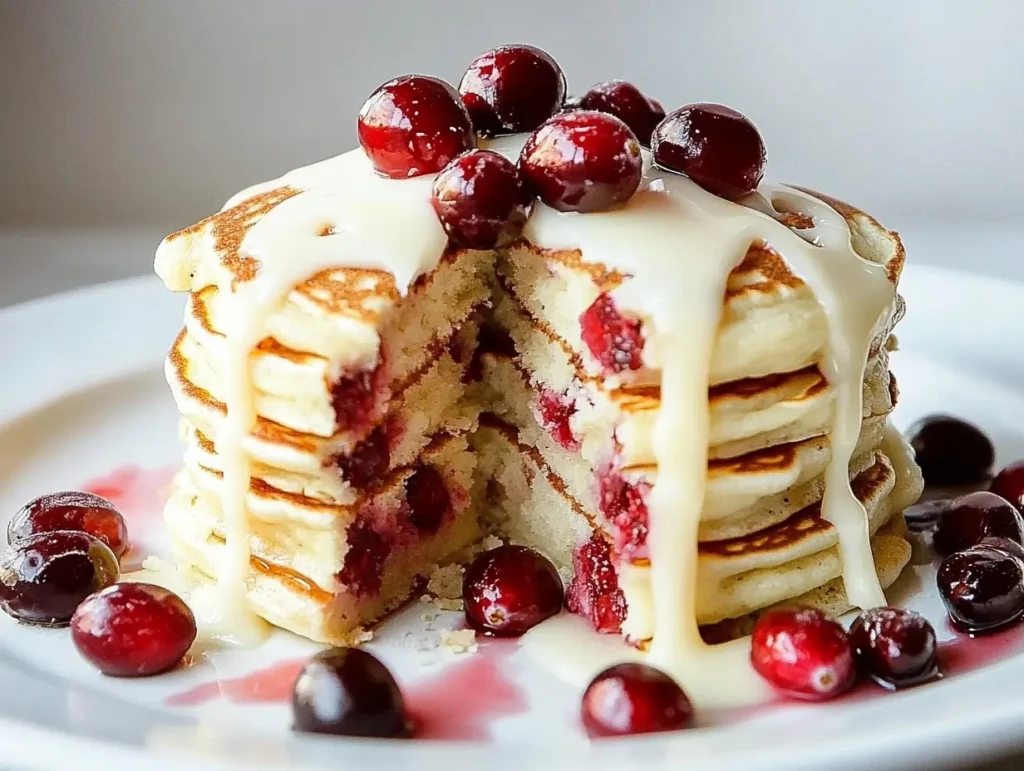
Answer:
xmin=2 ymin=264 xmax=1023 ymax=771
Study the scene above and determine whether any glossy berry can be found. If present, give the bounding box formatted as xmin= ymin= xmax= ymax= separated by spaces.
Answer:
xmin=292 ymin=648 xmax=409 ymax=738
xmin=579 ymin=80 xmax=665 ymax=146
xmin=459 ymin=44 xmax=566 ymax=135
xmin=71 ymin=583 xmax=196 ymax=677
xmin=357 ymin=75 xmax=474 ymax=179
xmin=937 ymin=542 xmax=1024 ymax=633
xmin=580 ymin=293 xmax=645 ymax=374
xmin=581 ymin=662 xmax=694 ymax=738
xmin=906 ymin=414 xmax=995 ymax=486
xmin=431 ymin=149 xmax=531 ymax=248
xmin=991 ymin=460 xmax=1024 ymax=512
xmin=932 ymin=491 xmax=1024 ymax=558
xmin=750 ymin=608 xmax=857 ymax=700
xmin=519 ymin=111 xmax=643 ymax=213
xmin=652 ymin=103 xmax=766 ymax=200
xmin=0 ymin=531 xmax=118 ymax=626
xmin=978 ymin=536 xmax=1024 ymax=561
xmin=463 ymin=545 xmax=564 ymax=636
xmin=566 ymin=533 xmax=627 ymax=634
xmin=849 ymin=607 xmax=939 ymax=690
xmin=8 ymin=491 xmax=128 ymax=558
xmin=405 ymin=465 xmax=451 ymax=535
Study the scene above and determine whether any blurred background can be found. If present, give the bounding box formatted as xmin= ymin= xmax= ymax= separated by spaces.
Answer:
xmin=0 ymin=0 xmax=1023 ymax=304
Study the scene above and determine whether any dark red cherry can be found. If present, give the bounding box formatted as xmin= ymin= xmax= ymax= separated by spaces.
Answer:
xmin=357 ymin=75 xmax=474 ymax=179
xmin=579 ymin=80 xmax=665 ymax=146
xmin=459 ymin=44 xmax=566 ymax=135
xmin=937 ymin=542 xmax=1024 ymax=633
xmin=581 ymin=662 xmax=694 ymax=738
xmin=652 ymin=103 xmax=766 ymax=200
xmin=71 ymin=583 xmax=196 ymax=677
xmin=580 ymin=292 xmax=645 ymax=374
xmin=405 ymin=465 xmax=451 ymax=535
xmin=932 ymin=491 xmax=1024 ymax=557
xmin=431 ymin=149 xmax=532 ymax=248
xmin=8 ymin=491 xmax=128 ymax=558
xmin=292 ymin=648 xmax=409 ymax=738
xmin=991 ymin=460 xmax=1024 ymax=511
xmin=978 ymin=536 xmax=1024 ymax=561
xmin=519 ymin=111 xmax=643 ymax=213
xmin=463 ymin=545 xmax=564 ymax=636
xmin=751 ymin=608 xmax=857 ymax=700
xmin=849 ymin=607 xmax=939 ymax=690
xmin=0 ymin=531 xmax=118 ymax=626
xmin=906 ymin=414 xmax=995 ymax=486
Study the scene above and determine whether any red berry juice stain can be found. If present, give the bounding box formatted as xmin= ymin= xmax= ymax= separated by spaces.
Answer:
xmin=80 ymin=465 xmax=177 ymax=569
xmin=165 ymin=641 xmax=527 ymax=740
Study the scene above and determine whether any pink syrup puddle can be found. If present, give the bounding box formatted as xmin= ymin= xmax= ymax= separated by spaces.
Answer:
xmin=80 ymin=465 xmax=177 ymax=569
xmin=166 ymin=637 xmax=527 ymax=740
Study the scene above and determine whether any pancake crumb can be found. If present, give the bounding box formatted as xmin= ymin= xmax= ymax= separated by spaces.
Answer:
xmin=427 ymin=563 xmax=464 ymax=600
xmin=440 ymin=628 xmax=478 ymax=654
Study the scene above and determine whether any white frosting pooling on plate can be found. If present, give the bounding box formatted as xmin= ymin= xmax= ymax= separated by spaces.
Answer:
xmin=156 ymin=135 xmax=895 ymax=704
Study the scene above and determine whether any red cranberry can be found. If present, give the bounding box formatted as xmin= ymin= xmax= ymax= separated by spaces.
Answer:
xmin=458 ymin=44 xmax=566 ymax=135
xmin=849 ymin=607 xmax=939 ymax=690
xmin=336 ymin=426 xmax=390 ymax=489
xmin=937 ymin=542 xmax=1024 ymax=633
xmin=932 ymin=491 xmax=1024 ymax=557
xmin=0 ymin=531 xmax=118 ymax=626
xmin=338 ymin=518 xmax=390 ymax=597
xmin=652 ymin=103 xmax=766 ymax=200
xmin=903 ymin=498 xmax=951 ymax=533
xmin=8 ymin=491 xmax=128 ymax=558
xmin=581 ymin=662 xmax=694 ymax=738
xmin=405 ymin=465 xmax=451 ymax=534
xmin=292 ymin=648 xmax=409 ymax=738
xmin=991 ymin=460 xmax=1024 ymax=511
xmin=357 ymin=75 xmax=474 ymax=179
xmin=598 ymin=465 xmax=650 ymax=558
xmin=535 ymin=387 xmax=580 ymax=450
xmin=579 ymin=80 xmax=665 ymax=146
xmin=566 ymin=533 xmax=627 ymax=634
xmin=71 ymin=583 xmax=196 ymax=677
xmin=907 ymin=414 xmax=995 ymax=486
xmin=519 ymin=111 xmax=643 ymax=213
xmin=431 ymin=149 xmax=531 ymax=249
xmin=463 ymin=545 xmax=563 ymax=637
xmin=579 ymin=293 xmax=645 ymax=374
xmin=750 ymin=608 xmax=857 ymax=700
xmin=331 ymin=360 xmax=384 ymax=434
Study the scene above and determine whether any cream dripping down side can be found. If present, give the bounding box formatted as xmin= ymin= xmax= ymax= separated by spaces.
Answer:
xmin=155 ymin=136 xmax=896 ymax=703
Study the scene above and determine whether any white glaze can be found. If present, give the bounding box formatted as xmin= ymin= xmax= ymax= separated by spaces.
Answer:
xmin=159 ymin=133 xmax=896 ymax=702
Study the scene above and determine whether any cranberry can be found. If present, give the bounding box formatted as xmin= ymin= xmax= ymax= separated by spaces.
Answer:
xmin=750 ymin=608 xmax=857 ymax=700
xmin=0 ymin=531 xmax=118 ymax=626
xmin=566 ymin=533 xmax=627 ymax=634
xmin=652 ymin=103 xmax=766 ymax=200
xmin=338 ymin=518 xmax=390 ymax=597
xmin=336 ymin=426 xmax=390 ymax=489
xmin=405 ymin=465 xmax=451 ymax=534
xmin=458 ymin=44 xmax=566 ymax=135
xmin=579 ymin=80 xmax=665 ymax=146
xmin=292 ymin=648 xmax=409 ymax=738
xmin=579 ymin=293 xmax=645 ymax=374
xmin=431 ymin=149 xmax=531 ymax=249
xmin=519 ymin=111 xmax=643 ymax=213
xmin=979 ymin=536 xmax=1024 ymax=561
xmin=906 ymin=415 xmax=995 ymax=486
xmin=932 ymin=491 xmax=1024 ymax=557
xmin=598 ymin=465 xmax=650 ymax=558
xmin=849 ymin=607 xmax=939 ymax=690
xmin=357 ymin=75 xmax=474 ymax=179
xmin=535 ymin=387 xmax=580 ymax=450
xmin=991 ymin=460 xmax=1024 ymax=511
xmin=903 ymin=498 xmax=951 ymax=533
xmin=331 ymin=360 xmax=384 ymax=433
xmin=463 ymin=545 xmax=563 ymax=637
xmin=8 ymin=491 xmax=128 ymax=558
xmin=71 ymin=583 xmax=196 ymax=677
xmin=937 ymin=542 xmax=1024 ymax=633
xmin=581 ymin=662 xmax=694 ymax=738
